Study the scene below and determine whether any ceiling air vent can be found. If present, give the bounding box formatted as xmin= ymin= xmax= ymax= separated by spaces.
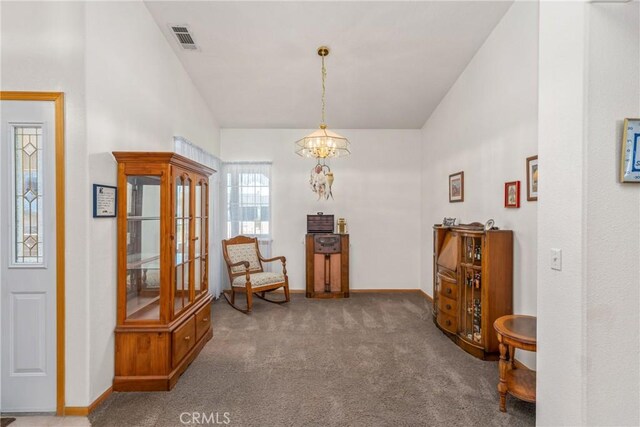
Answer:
xmin=170 ymin=25 xmax=198 ymax=51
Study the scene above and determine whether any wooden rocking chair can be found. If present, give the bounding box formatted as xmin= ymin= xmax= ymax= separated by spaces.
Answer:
xmin=222 ymin=235 xmax=290 ymax=313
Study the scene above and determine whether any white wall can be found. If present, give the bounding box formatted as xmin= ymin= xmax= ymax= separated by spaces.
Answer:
xmin=1 ymin=1 xmax=90 ymax=407
xmin=536 ymin=3 xmax=588 ymax=423
xmin=221 ymin=129 xmax=422 ymax=291
xmin=84 ymin=1 xmax=220 ymax=403
xmin=537 ymin=1 xmax=640 ymax=425
xmin=585 ymin=3 xmax=639 ymax=424
xmin=538 ymin=2 xmax=640 ymax=425
xmin=1 ymin=1 xmax=220 ymax=407
xmin=419 ymin=2 xmax=538 ymax=368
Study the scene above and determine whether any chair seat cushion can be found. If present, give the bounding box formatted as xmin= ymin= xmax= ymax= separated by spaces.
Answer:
xmin=232 ymin=272 xmax=285 ymax=288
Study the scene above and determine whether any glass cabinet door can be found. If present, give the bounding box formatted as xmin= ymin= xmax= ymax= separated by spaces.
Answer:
xmin=194 ymin=179 xmax=208 ymax=298
xmin=174 ymin=173 xmax=192 ymax=317
xmin=460 ymin=235 xmax=483 ymax=344
xmin=125 ymin=175 xmax=161 ymax=321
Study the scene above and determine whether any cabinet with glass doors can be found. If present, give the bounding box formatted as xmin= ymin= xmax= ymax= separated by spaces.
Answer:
xmin=113 ymin=152 xmax=215 ymax=391
xmin=433 ymin=225 xmax=513 ymax=359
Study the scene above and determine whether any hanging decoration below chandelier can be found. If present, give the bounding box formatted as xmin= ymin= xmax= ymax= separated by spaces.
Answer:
xmin=295 ymin=46 xmax=350 ymax=199
xmin=310 ymin=162 xmax=334 ymax=200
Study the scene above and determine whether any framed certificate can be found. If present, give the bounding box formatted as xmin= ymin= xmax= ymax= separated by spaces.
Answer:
xmin=620 ymin=118 xmax=640 ymax=183
xmin=93 ymin=184 xmax=117 ymax=218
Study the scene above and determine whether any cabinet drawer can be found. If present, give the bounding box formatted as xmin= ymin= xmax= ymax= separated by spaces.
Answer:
xmin=438 ymin=295 xmax=457 ymax=317
xmin=440 ymin=281 xmax=458 ymax=300
xmin=437 ymin=270 xmax=456 ymax=283
xmin=438 ymin=312 xmax=457 ymax=334
xmin=172 ymin=316 xmax=196 ymax=367
xmin=195 ymin=303 xmax=211 ymax=342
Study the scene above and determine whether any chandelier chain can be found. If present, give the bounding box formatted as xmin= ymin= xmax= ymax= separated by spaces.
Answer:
xmin=321 ymin=54 xmax=326 ymax=125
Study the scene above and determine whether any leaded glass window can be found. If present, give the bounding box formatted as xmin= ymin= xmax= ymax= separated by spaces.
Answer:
xmin=13 ymin=125 xmax=44 ymax=265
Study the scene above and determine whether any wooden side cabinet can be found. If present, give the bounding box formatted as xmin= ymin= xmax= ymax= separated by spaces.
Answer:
xmin=432 ymin=224 xmax=513 ymax=359
xmin=113 ymin=152 xmax=215 ymax=391
xmin=305 ymin=234 xmax=349 ymax=298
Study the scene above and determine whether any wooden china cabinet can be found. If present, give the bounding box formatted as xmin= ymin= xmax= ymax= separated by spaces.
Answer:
xmin=113 ymin=152 xmax=215 ymax=391
xmin=432 ymin=224 xmax=513 ymax=360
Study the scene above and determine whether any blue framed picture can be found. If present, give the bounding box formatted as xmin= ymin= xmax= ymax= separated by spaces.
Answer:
xmin=93 ymin=184 xmax=117 ymax=218
xmin=620 ymin=118 xmax=640 ymax=182
xmin=632 ymin=133 xmax=640 ymax=172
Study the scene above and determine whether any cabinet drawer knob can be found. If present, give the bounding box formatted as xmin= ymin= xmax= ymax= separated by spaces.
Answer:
xmin=184 ymin=336 xmax=191 ymax=341
xmin=445 ymin=320 xmax=451 ymax=326
xmin=202 ymin=318 xmax=208 ymax=322
xmin=446 ymin=304 xmax=452 ymax=310
xmin=446 ymin=288 xmax=452 ymax=294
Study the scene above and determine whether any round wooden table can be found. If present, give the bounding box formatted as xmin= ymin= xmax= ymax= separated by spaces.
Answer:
xmin=493 ymin=315 xmax=536 ymax=412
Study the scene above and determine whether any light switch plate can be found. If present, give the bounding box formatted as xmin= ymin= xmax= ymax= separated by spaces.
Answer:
xmin=551 ymin=248 xmax=562 ymax=271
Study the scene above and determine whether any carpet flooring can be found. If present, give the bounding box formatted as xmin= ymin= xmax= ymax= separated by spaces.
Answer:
xmin=90 ymin=293 xmax=535 ymax=427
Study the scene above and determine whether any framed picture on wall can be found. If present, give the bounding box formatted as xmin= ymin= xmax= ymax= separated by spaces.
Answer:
xmin=449 ymin=171 xmax=464 ymax=203
xmin=504 ymin=181 xmax=520 ymax=208
xmin=620 ymin=118 xmax=640 ymax=183
xmin=526 ymin=155 xmax=538 ymax=201
xmin=93 ymin=184 xmax=117 ymax=218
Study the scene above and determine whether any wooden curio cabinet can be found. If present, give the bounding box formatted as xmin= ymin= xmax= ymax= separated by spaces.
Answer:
xmin=433 ymin=224 xmax=513 ymax=360
xmin=113 ymin=152 xmax=215 ymax=391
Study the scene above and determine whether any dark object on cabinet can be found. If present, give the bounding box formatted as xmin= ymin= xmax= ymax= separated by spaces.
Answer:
xmin=307 ymin=213 xmax=334 ymax=234
xmin=305 ymin=234 xmax=349 ymax=298
xmin=113 ymin=152 xmax=214 ymax=391
xmin=433 ymin=224 xmax=513 ymax=360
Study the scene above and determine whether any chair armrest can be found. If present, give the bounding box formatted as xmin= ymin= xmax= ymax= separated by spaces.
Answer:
xmin=259 ymin=255 xmax=286 ymax=264
xmin=228 ymin=260 xmax=250 ymax=269
xmin=227 ymin=260 xmax=252 ymax=286
xmin=259 ymin=255 xmax=287 ymax=276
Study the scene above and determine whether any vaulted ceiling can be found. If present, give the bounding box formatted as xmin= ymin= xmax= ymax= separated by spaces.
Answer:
xmin=145 ymin=1 xmax=512 ymax=129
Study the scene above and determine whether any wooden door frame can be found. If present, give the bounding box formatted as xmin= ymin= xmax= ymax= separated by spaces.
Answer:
xmin=0 ymin=92 xmax=65 ymax=415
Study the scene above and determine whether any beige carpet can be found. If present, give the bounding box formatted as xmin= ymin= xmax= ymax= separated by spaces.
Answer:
xmin=90 ymin=293 xmax=535 ymax=426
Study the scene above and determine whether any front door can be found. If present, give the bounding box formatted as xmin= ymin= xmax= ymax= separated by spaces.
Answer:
xmin=0 ymin=100 xmax=57 ymax=412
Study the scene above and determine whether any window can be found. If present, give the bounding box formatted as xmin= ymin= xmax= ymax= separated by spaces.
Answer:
xmin=223 ymin=163 xmax=271 ymax=239
xmin=12 ymin=125 xmax=45 ymax=265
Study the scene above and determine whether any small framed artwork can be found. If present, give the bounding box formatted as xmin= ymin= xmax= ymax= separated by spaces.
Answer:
xmin=504 ymin=181 xmax=520 ymax=208
xmin=93 ymin=184 xmax=117 ymax=218
xmin=620 ymin=118 xmax=640 ymax=183
xmin=526 ymin=155 xmax=538 ymax=201
xmin=449 ymin=171 xmax=464 ymax=203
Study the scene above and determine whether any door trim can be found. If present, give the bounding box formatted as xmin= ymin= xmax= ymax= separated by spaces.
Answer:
xmin=0 ymin=92 xmax=65 ymax=415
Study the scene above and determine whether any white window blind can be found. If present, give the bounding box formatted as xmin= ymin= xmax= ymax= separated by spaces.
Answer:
xmin=222 ymin=162 xmax=271 ymax=238
xmin=222 ymin=162 xmax=272 ymax=273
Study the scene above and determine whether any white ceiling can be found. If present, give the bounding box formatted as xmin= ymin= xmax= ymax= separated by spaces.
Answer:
xmin=145 ymin=1 xmax=512 ymax=129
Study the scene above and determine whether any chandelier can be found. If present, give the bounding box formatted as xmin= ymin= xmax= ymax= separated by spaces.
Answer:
xmin=295 ymin=46 xmax=351 ymax=159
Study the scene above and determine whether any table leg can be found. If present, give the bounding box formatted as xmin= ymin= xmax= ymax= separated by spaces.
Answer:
xmin=498 ymin=342 xmax=508 ymax=412
xmin=509 ymin=345 xmax=515 ymax=369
